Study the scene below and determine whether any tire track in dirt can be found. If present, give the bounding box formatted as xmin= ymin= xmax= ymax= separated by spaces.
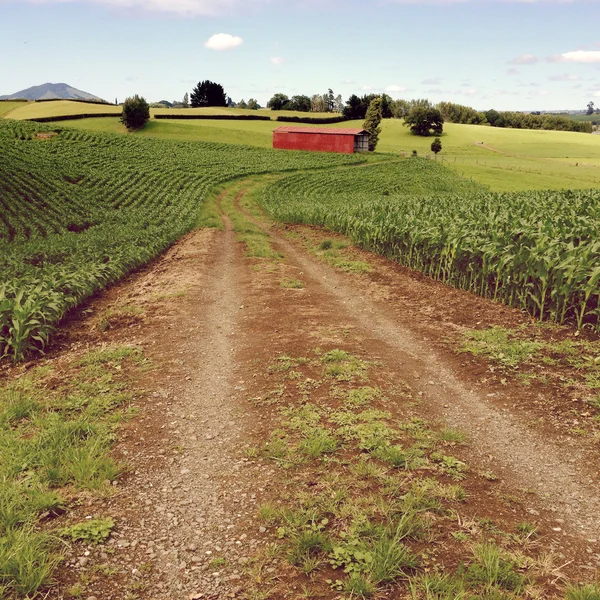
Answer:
xmin=114 ymin=200 xmax=267 ymax=599
xmin=234 ymin=189 xmax=600 ymax=543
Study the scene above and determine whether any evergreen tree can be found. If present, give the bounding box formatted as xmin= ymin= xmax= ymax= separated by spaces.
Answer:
xmin=190 ymin=80 xmax=227 ymax=107
xmin=363 ymin=97 xmax=383 ymax=152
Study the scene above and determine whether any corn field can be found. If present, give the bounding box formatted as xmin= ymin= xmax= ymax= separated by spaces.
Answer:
xmin=262 ymin=160 xmax=600 ymax=332
xmin=0 ymin=120 xmax=362 ymax=361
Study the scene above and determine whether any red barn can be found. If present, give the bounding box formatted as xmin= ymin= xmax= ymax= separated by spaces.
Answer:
xmin=272 ymin=126 xmax=370 ymax=154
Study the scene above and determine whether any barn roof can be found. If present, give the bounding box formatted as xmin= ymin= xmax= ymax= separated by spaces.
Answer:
xmin=273 ymin=126 xmax=368 ymax=136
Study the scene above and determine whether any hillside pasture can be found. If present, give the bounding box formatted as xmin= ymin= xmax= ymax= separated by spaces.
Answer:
xmin=0 ymin=101 xmax=27 ymax=117
xmin=4 ymin=99 xmax=339 ymax=122
xmin=5 ymin=100 xmax=121 ymax=120
xmin=57 ymin=115 xmax=600 ymax=191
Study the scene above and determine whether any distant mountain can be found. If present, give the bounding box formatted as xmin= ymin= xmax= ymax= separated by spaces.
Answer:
xmin=0 ymin=82 xmax=103 ymax=101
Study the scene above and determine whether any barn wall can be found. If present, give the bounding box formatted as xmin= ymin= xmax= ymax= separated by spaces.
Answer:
xmin=273 ymin=132 xmax=356 ymax=154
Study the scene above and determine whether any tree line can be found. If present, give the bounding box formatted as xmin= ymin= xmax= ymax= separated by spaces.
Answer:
xmin=121 ymin=80 xmax=593 ymax=135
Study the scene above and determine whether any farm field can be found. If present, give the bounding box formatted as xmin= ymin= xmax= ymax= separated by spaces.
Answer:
xmin=0 ymin=101 xmax=27 ymax=117
xmin=3 ymin=99 xmax=337 ymax=121
xmin=2 ymin=112 xmax=600 ymax=599
xmin=262 ymin=161 xmax=600 ymax=331
xmin=0 ymin=119 xmax=361 ymax=361
xmin=55 ymin=113 xmax=600 ymax=191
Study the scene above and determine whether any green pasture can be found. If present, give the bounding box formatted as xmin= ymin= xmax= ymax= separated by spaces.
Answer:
xmin=6 ymin=100 xmax=600 ymax=191
xmin=0 ymin=101 xmax=27 ymax=117
xmin=4 ymin=99 xmax=337 ymax=121
xmin=5 ymin=100 xmax=121 ymax=119
xmin=61 ymin=117 xmax=278 ymax=147
xmin=366 ymin=119 xmax=600 ymax=191
xmin=60 ymin=115 xmax=600 ymax=191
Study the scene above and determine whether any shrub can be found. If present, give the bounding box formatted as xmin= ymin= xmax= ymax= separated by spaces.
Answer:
xmin=120 ymin=95 xmax=150 ymax=131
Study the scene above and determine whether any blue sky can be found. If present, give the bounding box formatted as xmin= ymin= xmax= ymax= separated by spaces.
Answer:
xmin=2 ymin=0 xmax=600 ymax=111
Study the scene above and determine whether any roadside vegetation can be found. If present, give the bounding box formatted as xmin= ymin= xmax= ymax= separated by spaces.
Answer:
xmin=240 ymin=346 xmax=597 ymax=598
xmin=0 ymin=345 xmax=146 ymax=598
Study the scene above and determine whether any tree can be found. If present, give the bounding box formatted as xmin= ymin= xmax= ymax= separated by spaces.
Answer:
xmin=237 ymin=99 xmax=248 ymax=109
xmin=587 ymin=101 xmax=595 ymax=116
xmin=380 ymin=94 xmax=393 ymax=119
xmin=182 ymin=93 xmax=189 ymax=108
xmin=247 ymin=98 xmax=260 ymax=110
xmin=430 ymin=137 xmax=442 ymax=156
xmin=334 ymin=94 xmax=344 ymax=113
xmin=404 ymin=106 xmax=444 ymax=136
xmin=120 ymin=95 xmax=150 ymax=130
xmin=311 ymin=94 xmax=325 ymax=113
xmin=290 ymin=95 xmax=311 ymax=112
xmin=363 ymin=97 xmax=383 ymax=152
xmin=485 ymin=109 xmax=504 ymax=128
xmin=268 ymin=93 xmax=291 ymax=110
xmin=190 ymin=80 xmax=227 ymax=107
xmin=326 ymin=88 xmax=335 ymax=112
xmin=390 ymin=99 xmax=410 ymax=119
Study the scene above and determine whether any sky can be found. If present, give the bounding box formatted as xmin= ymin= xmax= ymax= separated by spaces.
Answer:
xmin=2 ymin=0 xmax=600 ymax=111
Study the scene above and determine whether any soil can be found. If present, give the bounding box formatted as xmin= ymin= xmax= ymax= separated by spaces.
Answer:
xmin=8 ymin=185 xmax=600 ymax=599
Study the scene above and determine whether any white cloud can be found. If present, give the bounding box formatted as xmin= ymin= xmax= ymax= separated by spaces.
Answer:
xmin=270 ymin=56 xmax=285 ymax=65
xmin=204 ymin=33 xmax=243 ymax=50
xmin=552 ymin=50 xmax=600 ymax=63
xmin=385 ymin=84 xmax=407 ymax=93
xmin=510 ymin=54 xmax=539 ymax=65
xmin=421 ymin=77 xmax=442 ymax=85
xmin=360 ymin=84 xmax=375 ymax=91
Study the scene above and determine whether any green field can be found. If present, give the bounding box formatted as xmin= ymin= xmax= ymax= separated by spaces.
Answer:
xmin=57 ymin=116 xmax=600 ymax=191
xmin=3 ymin=107 xmax=600 ymax=362
xmin=7 ymin=100 xmax=600 ymax=192
xmin=0 ymin=119 xmax=362 ymax=362
xmin=0 ymin=101 xmax=27 ymax=117
xmin=5 ymin=100 xmax=121 ymax=119
xmin=4 ymin=99 xmax=337 ymax=121
xmin=262 ymin=162 xmax=600 ymax=331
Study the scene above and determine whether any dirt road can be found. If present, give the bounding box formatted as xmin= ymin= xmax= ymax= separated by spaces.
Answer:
xmin=45 ymin=182 xmax=599 ymax=599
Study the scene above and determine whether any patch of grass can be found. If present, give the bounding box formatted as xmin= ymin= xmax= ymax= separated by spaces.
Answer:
xmin=0 ymin=528 xmax=59 ymax=596
xmin=197 ymin=191 xmax=224 ymax=229
xmin=321 ymin=349 xmax=368 ymax=381
xmin=438 ymin=428 xmax=466 ymax=444
xmin=221 ymin=185 xmax=282 ymax=259
xmin=0 ymin=345 xmax=144 ymax=596
xmin=460 ymin=326 xmax=542 ymax=367
xmin=280 ymin=278 xmax=304 ymax=289
xmin=96 ymin=305 xmax=145 ymax=332
xmin=467 ymin=542 xmax=525 ymax=592
xmin=298 ymin=428 xmax=339 ymax=458
xmin=566 ymin=583 xmax=600 ymax=600
xmin=344 ymin=386 xmax=382 ymax=408
xmin=209 ymin=557 xmax=229 ymax=569
xmin=432 ymin=453 xmax=469 ymax=481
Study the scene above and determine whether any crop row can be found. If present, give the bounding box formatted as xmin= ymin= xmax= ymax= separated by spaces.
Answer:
xmin=0 ymin=120 xmax=362 ymax=360
xmin=261 ymin=160 xmax=600 ymax=331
